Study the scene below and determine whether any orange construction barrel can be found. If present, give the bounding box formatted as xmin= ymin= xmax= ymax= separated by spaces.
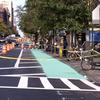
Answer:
xmin=2 ymin=45 xmax=7 ymax=54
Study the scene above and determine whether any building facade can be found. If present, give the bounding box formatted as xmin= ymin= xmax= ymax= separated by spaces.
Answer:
xmin=0 ymin=1 xmax=10 ymax=24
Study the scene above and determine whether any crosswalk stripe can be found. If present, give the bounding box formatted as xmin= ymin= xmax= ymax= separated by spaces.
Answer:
xmin=61 ymin=78 xmax=80 ymax=90
xmin=0 ymin=73 xmax=46 ymax=77
xmin=0 ymin=75 xmax=99 ymax=91
xmin=18 ymin=76 xmax=28 ymax=88
xmin=40 ymin=77 xmax=54 ymax=89
xmin=80 ymin=79 xmax=100 ymax=90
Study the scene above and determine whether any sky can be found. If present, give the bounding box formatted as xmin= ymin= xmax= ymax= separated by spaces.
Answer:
xmin=0 ymin=0 xmax=26 ymax=37
xmin=12 ymin=0 xmax=25 ymax=9
xmin=12 ymin=0 xmax=26 ymax=37
xmin=12 ymin=0 xmax=26 ymax=22
xmin=0 ymin=0 xmax=26 ymax=15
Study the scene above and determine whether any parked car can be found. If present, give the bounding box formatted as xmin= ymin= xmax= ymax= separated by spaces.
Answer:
xmin=0 ymin=38 xmax=6 ymax=43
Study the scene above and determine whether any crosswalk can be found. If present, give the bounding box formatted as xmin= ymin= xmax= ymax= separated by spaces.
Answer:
xmin=0 ymin=76 xmax=99 ymax=91
xmin=0 ymin=49 xmax=100 ymax=93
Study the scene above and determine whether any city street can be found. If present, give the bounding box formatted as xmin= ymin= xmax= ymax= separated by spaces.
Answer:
xmin=0 ymin=48 xmax=100 ymax=100
xmin=0 ymin=0 xmax=100 ymax=99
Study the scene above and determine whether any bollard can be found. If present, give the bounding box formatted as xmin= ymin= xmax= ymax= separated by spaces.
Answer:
xmin=59 ymin=47 xmax=63 ymax=58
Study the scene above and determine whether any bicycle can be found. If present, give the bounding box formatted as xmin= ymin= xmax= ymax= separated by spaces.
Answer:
xmin=66 ymin=47 xmax=80 ymax=61
xmin=80 ymin=48 xmax=94 ymax=70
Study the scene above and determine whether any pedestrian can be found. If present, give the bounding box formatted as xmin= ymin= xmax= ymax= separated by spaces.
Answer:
xmin=63 ymin=36 xmax=68 ymax=57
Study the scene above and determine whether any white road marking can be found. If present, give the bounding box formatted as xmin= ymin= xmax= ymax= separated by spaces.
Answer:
xmin=0 ymin=66 xmax=42 ymax=70
xmin=57 ymin=91 xmax=63 ymax=95
xmin=19 ymin=62 xmax=38 ymax=64
xmin=18 ymin=76 xmax=28 ymax=88
xmin=0 ymin=76 xmax=99 ymax=91
xmin=40 ymin=77 xmax=54 ymax=89
xmin=81 ymin=79 xmax=100 ymax=90
xmin=0 ymin=86 xmax=99 ymax=92
xmin=0 ymin=73 xmax=46 ymax=77
xmin=61 ymin=78 xmax=80 ymax=90
xmin=14 ymin=49 xmax=23 ymax=68
xmin=20 ymin=57 xmax=35 ymax=59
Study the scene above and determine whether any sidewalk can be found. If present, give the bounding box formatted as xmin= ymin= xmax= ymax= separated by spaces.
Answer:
xmin=63 ymin=60 xmax=100 ymax=84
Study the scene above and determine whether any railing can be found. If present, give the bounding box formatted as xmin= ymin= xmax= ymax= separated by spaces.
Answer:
xmin=44 ymin=41 xmax=100 ymax=70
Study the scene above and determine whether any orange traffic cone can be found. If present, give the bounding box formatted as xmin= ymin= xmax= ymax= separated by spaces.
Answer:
xmin=10 ymin=44 xmax=12 ymax=50
xmin=12 ymin=43 xmax=15 ymax=49
xmin=2 ymin=45 xmax=7 ymax=54
xmin=7 ymin=44 xmax=10 ymax=51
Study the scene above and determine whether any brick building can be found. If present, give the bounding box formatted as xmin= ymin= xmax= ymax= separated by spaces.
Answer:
xmin=0 ymin=4 xmax=10 ymax=24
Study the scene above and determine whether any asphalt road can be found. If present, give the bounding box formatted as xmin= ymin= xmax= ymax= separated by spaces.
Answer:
xmin=0 ymin=48 xmax=100 ymax=100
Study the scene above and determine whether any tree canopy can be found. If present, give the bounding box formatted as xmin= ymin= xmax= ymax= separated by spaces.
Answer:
xmin=17 ymin=0 xmax=91 ymax=36
xmin=0 ymin=21 xmax=10 ymax=37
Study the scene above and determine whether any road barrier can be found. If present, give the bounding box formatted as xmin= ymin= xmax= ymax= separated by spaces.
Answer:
xmin=52 ymin=46 xmax=100 ymax=60
xmin=7 ymin=44 xmax=10 ymax=51
xmin=2 ymin=43 xmax=15 ymax=55
xmin=12 ymin=43 xmax=15 ymax=49
xmin=2 ymin=45 xmax=7 ymax=54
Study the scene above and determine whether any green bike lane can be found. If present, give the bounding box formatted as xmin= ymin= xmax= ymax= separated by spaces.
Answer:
xmin=31 ymin=49 xmax=85 ymax=79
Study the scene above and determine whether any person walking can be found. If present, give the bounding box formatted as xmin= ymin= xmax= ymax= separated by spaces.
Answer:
xmin=63 ymin=36 xmax=68 ymax=57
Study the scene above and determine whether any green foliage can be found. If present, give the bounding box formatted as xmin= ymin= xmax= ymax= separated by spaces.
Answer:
xmin=17 ymin=0 xmax=91 ymax=36
xmin=0 ymin=22 xmax=10 ymax=37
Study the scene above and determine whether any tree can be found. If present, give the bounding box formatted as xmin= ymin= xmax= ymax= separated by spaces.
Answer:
xmin=17 ymin=0 xmax=91 ymax=44
xmin=0 ymin=21 xmax=11 ymax=37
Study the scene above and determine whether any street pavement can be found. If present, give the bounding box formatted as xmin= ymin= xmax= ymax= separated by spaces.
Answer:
xmin=0 ymin=48 xmax=100 ymax=100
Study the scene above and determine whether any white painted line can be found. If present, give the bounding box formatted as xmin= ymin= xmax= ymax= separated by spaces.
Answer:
xmin=20 ymin=59 xmax=37 ymax=61
xmin=0 ymin=86 xmax=99 ymax=92
xmin=61 ymin=78 xmax=80 ymax=90
xmin=40 ymin=77 xmax=54 ymax=89
xmin=18 ymin=76 xmax=28 ymax=88
xmin=0 ymin=66 xmax=42 ymax=70
xmin=14 ymin=49 xmax=23 ymax=68
xmin=81 ymin=79 xmax=100 ymax=90
xmin=0 ymin=73 xmax=46 ymax=77
xmin=22 ymin=54 xmax=32 ymax=56
xmin=19 ymin=62 xmax=38 ymax=64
